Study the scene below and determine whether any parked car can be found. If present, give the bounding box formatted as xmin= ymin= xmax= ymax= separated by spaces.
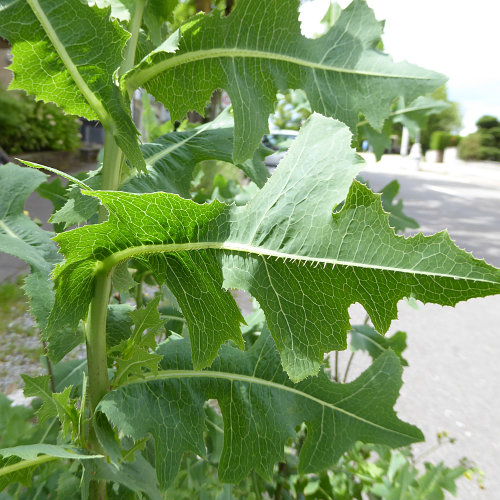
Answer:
xmin=262 ymin=129 xmax=298 ymax=169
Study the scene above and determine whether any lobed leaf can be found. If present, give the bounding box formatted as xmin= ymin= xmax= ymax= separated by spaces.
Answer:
xmin=360 ymin=96 xmax=450 ymax=160
xmin=379 ymin=179 xmax=419 ymax=233
xmin=0 ymin=444 xmax=101 ymax=490
xmin=0 ymin=163 xmax=69 ymax=346
xmin=124 ymin=0 xmax=445 ymax=162
xmin=97 ymin=333 xmax=422 ymax=488
xmin=124 ymin=110 xmax=271 ymax=196
xmin=0 ymin=0 xmax=144 ymax=169
xmin=350 ymin=325 xmax=408 ymax=366
xmin=48 ymin=115 xmax=500 ymax=380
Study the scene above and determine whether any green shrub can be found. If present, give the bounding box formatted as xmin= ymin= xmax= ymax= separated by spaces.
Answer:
xmin=476 ymin=114 xmax=500 ymax=130
xmin=480 ymin=132 xmax=497 ymax=148
xmin=479 ymin=146 xmax=500 ymax=161
xmin=458 ymin=118 xmax=500 ymax=161
xmin=488 ymin=126 xmax=500 ymax=141
xmin=430 ymin=130 xmax=452 ymax=151
xmin=458 ymin=133 xmax=482 ymax=160
xmin=0 ymin=89 xmax=81 ymax=154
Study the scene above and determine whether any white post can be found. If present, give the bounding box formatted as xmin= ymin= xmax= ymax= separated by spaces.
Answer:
xmin=400 ymin=126 xmax=410 ymax=156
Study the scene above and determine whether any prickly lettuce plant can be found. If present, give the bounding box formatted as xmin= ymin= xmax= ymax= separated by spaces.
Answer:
xmin=1 ymin=0 xmax=499 ymax=498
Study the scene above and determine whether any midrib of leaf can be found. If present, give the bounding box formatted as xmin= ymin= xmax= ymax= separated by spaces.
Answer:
xmin=144 ymin=120 xmax=215 ymax=168
xmin=56 ymin=360 xmax=87 ymax=389
xmin=0 ymin=220 xmax=20 ymax=240
xmin=126 ymin=47 xmax=433 ymax=90
xmin=26 ymin=0 xmax=110 ymax=126
xmin=121 ymin=369 xmax=416 ymax=439
xmin=25 ymin=377 xmax=53 ymax=402
xmin=93 ymin=241 xmax=498 ymax=285
xmin=353 ymin=330 xmax=385 ymax=353
xmin=0 ymin=455 xmax=58 ymax=478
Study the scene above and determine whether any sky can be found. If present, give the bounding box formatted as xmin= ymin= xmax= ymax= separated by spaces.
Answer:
xmin=299 ymin=0 xmax=500 ymax=135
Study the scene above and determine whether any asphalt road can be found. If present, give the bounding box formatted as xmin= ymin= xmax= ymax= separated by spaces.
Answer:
xmin=1 ymin=160 xmax=500 ymax=498
xmin=361 ymin=167 xmax=500 ymax=267
xmin=353 ymin=163 xmax=500 ymax=500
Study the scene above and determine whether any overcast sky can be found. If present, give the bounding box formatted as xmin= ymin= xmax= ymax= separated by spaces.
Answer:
xmin=300 ymin=0 xmax=500 ymax=135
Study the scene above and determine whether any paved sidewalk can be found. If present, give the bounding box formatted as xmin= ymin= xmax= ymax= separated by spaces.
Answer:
xmin=361 ymin=153 xmax=500 ymax=187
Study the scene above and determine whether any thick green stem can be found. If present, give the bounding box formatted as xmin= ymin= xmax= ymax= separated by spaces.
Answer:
xmin=86 ymin=0 xmax=143 ymax=491
xmin=86 ymin=273 xmax=112 ymax=414
xmin=87 ymin=133 xmax=123 ymax=415
xmin=86 ymin=132 xmax=123 ymax=499
xmin=120 ymin=0 xmax=146 ymax=78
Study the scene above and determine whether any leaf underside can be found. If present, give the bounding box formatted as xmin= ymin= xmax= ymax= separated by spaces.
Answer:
xmin=125 ymin=111 xmax=271 ymax=196
xmin=124 ymin=0 xmax=446 ymax=162
xmin=97 ymin=332 xmax=423 ymax=488
xmin=0 ymin=163 xmax=66 ymax=341
xmin=48 ymin=115 xmax=500 ymax=380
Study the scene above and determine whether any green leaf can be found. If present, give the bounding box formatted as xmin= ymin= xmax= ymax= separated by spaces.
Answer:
xmin=50 ymin=170 xmax=102 ymax=230
xmin=359 ymin=119 xmax=392 ymax=160
xmin=392 ymin=96 xmax=450 ymax=138
xmin=110 ymin=297 xmax=164 ymax=385
xmin=0 ymin=444 xmax=101 ymax=491
xmin=360 ymin=96 xmax=450 ymax=160
xmin=124 ymin=111 xmax=270 ymax=196
xmin=36 ymin=177 xmax=69 ymax=233
xmin=379 ymin=180 xmax=419 ymax=233
xmin=130 ymin=296 xmax=163 ymax=338
xmin=112 ymin=260 xmax=137 ymax=294
xmin=107 ymin=304 xmax=134 ymax=348
xmin=22 ymin=375 xmax=78 ymax=438
xmin=143 ymin=0 xmax=179 ymax=46
xmin=124 ymin=0 xmax=445 ymax=162
xmin=350 ymin=325 xmax=408 ymax=367
xmin=0 ymin=0 xmax=144 ymax=169
xmin=82 ymin=451 xmax=162 ymax=500
xmin=50 ymin=359 xmax=88 ymax=394
xmin=48 ymin=114 xmax=500 ymax=380
xmin=112 ymin=348 xmax=163 ymax=387
xmin=0 ymin=394 xmax=37 ymax=448
xmin=0 ymin=163 xmax=61 ymax=337
xmin=94 ymin=0 xmax=178 ymax=46
xmin=97 ymin=333 xmax=422 ymax=488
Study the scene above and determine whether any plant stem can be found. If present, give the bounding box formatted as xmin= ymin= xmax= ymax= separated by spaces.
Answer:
xmin=120 ymin=0 xmax=146 ymax=79
xmin=343 ymin=351 xmax=355 ymax=383
xmin=42 ymin=342 xmax=56 ymax=393
xmin=87 ymin=133 xmax=122 ymax=417
xmin=86 ymin=272 xmax=112 ymax=414
xmin=334 ymin=351 xmax=339 ymax=382
xmin=86 ymin=132 xmax=123 ymax=499
xmin=87 ymin=3 xmax=142 ymax=496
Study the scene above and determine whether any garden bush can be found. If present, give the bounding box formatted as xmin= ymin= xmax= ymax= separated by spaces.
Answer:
xmin=0 ymin=0 xmax=499 ymax=499
xmin=0 ymin=89 xmax=81 ymax=155
xmin=429 ymin=130 xmax=452 ymax=151
xmin=458 ymin=133 xmax=482 ymax=160
xmin=459 ymin=115 xmax=500 ymax=161
xmin=475 ymin=114 xmax=499 ymax=130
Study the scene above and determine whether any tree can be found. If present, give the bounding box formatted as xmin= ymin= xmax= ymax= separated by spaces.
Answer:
xmin=420 ymin=85 xmax=462 ymax=151
xmin=0 ymin=1 xmax=499 ymax=499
